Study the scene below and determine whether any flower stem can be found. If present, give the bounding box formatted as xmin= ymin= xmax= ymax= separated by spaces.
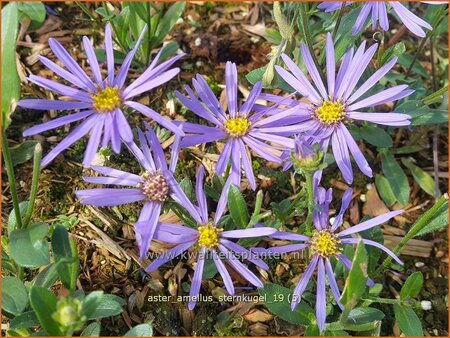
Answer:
xmin=2 ymin=132 xmax=23 ymax=229
xmin=332 ymin=2 xmax=346 ymax=40
xmin=304 ymin=172 xmax=315 ymax=235
xmin=299 ymin=2 xmax=326 ymax=82
xmin=374 ymin=194 xmax=448 ymax=277
xmin=22 ymin=143 xmax=42 ymax=228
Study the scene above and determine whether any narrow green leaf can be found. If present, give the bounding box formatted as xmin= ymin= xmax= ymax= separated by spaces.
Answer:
xmin=29 ymin=287 xmax=63 ymax=336
xmin=400 ymin=272 xmax=423 ymax=300
xmin=341 ymin=308 xmax=385 ymax=331
xmin=7 ymin=201 xmax=28 ymax=235
xmin=375 ymin=175 xmax=396 ymax=207
xmin=227 ymin=185 xmax=249 ymax=228
xmin=414 ymin=200 xmax=448 ymax=237
xmin=1 ymin=2 xmax=20 ymax=131
xmin=340 ymin=241 xmax=368 ymax=309
xmin=381 ymin=151 xmax=410 ymax=205
xmin=359 ymin=124 xmax=392 ymax=148
xmin=52 ymin=225 xmax=79 ymax=292
xmin=156 ymin=2 xmax=185 ymax=42
xmin=33 ymin=263 xmax=59 ymax=289
xmin=393 ymin=304 xmax=423 ymax=336
xmin=401 ymin=158 xmax=436 ymax=196
xmin=10 ymin=140 xmax=38 ymax=167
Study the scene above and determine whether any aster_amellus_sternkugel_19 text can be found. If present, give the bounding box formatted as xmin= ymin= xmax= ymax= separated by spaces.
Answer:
xmin=18 ymin=23 xmax=185 ymax=167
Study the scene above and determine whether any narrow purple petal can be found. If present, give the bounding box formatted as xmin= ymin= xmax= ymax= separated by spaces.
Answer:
xmin=348 ymin=85 xmax=410 ymax=111
xmin=212 ymin=250 xmax=235 ymax=295
xmin=125 ymin=101 xmax=184 ymax=136
xmin=325 ymin=33 xmax=335 ymax=96
xmin=83 ymin=116 xmax=104 ymax=167
xmin=91 ymin=165 xmax=142 ymax=182
xmin=347 ymin=112 xmax=411 ymax=126
xmin=18 ymin=99 xmax=92 ymax=111
xmin=352 ymin=3 xmax=373 ymax=35
xmin=38 ymin=56 xmax=89 ymax=90
xmin=221 ymin=227 xmax=276 ymax=239
xmin=341 ymin=237 xmax=403 ymax=265
xmin=269 ymin=231 xmax=310 ymax=241
xmin=28 ymin=75 xmax=92 ymax=103
xmin=331 ymin=188 xmax=353 ymax=232
xmin=267 ymin=243 xmax=309 ymax=254
xmin=123 ymin=68 xmax=180 ymax=99
xmin=104 ymin=24 xmax=115 ymax=84
xmin=82 ymin=175 xmax=140 ymax=186
xmin=291 ymin=255 xmax=319 ymax=310
xmin=188 ymin=252 xmax=206 ymax=310
xmin=175 ymin=90 xmax=222 ymax=126
xmin=75 ymin=188 xmax=145 ymax=206
xmin=220 ymin=239 xmax=269 ymax=270
xmin=300 ymin=43 xmax=328 ymax=99
xmin=82 ymin=36 xmax=103 ymax=85
xmin=240 ymin=81 xmax=262 ymax=116
xmin=316 ymin=259 xmax=326 ymax=332
xmin=331 ymin=127 xmax=353 ymax=184
xmin=338 ymin=210 xmax=404 ymax=237
xmin=145 ymin=240 xmax=195 ymax=272
xmin=216 ymin=140 xmax=233 ymax=175
xmin=225 ymin=61 xmax=238 ymax=117
xmin=338 ymin=125 xmax=373 ymax=178
xmin=196 ymin=165 xmax=208 ymax=223
xmin=135 ymin=202 xmax=162 ymax=260
xmin=325 ymin=258 xmax=344 ymax=310
xmin=40 ymin=116 xmax=96 ymax=167
xmin=23 ymin=110 xmax=94 ymax=137
xmin=237 ymin=139 xmax=256 ymax=190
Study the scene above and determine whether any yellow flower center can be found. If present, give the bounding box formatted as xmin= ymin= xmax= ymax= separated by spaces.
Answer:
xmin=314 ymin=100 xmax=346 ymax=125
xmin=91 ymin=86 xmax=121 ymax=113
xmin=309 ymin=230 xmax=340 ymax=258
xmin=224 ymin=116 xmax=251 ymax=137
xmin=197 ymin=223 xmax=222 ymax=249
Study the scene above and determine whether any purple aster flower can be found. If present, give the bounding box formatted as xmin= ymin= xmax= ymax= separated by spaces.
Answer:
xmin=144 ymin=165 xmax=277 ymax=310
xmin=319 ymin=1 xmax=435 ymax=37
xmin=19 ymin=24 xmax=185 ymax=167
xmin=75 ymin=123 xmax=198 ymax=260
xmin=175 ymin=61 xmax=298 ymax=217
xmin=272 ymin=33 xmax=412 ymax=184
xmin=268 ymin=186 xmax=403 ymax=331
xmin=317 ymin=1 xmax=352 ymax=12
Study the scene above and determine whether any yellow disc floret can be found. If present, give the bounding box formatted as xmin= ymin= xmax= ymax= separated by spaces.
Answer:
xmin=92 ymin=86 xmax=121 ymax=113
xmin=224 ymin=116 xmax=251 ymax=137
xmin=197 ymin=223 xmax=222 ymax=249
xmin=309 ymin=230 xmax=340 ymax=258
xmin=314 ymin=100 xmax=346 ymax=125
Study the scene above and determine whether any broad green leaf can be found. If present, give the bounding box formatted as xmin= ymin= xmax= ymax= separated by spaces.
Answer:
xmin=259 ymin=283 xmax=314 ymax=325
xmin=84 ymin=293 xmax=125 ymax=320
xmin=29 ymin=287 xmax=63 ymax=336
xmin=10 ymin=141 xmax=38 ymax=167
xmin=393 ymin=303 xmax=423 ymax=336
xmin=10 ymin=311 xmax=39 ymax=330
xmin=227 ymin=185 xmax=249 ymax=228
xmin=202 ymin=257 xmax=218 ymax=279
xmin=7 ymin=201 xmax=28 ymax=235
xmin=81 ymin=322 xmax=101 ymax=336
xmin=2 ymin=247 xmax=16 ymax=274
xmin=375 ymin=175 xmax=396 ymax=207
xmin=124 ymin=323 xmax=153 ymax=336
xmin=340 ymin=241 xmax=368 ymax=309
xmin=359 ymin=220 xmax=383 ymax=271
xmin=1 ymin=2 xmax=20 ymax=131
xmin=340 ymin=307 xmax=385 ymax=331
xmin=10 ymin=222 xmax=50 ymax=268
xmin=179 ymin=177 xmax=194 ymax=201
xmin=158 ymin=41 xmax=180 ymax=63
xmin=414 ymin=200 xmax=448 ymax=237
xmin=52 ymin=225 xmax=79 ymax=292
xmin=400 ymin=272 xmax=423 ymax=300
xmin=156 ymin=2 xmax=185 ymax=42
xmin=395 ymin=100 xmax=448 ymax=126
xmin=82 ymin=291 xmax=104 ymax=320
xmin=2 ymin=276 xmax=28 ymax=316
xmin=359 ymin=124 xmax=393 ymax=148
xmin=401 ymin=158 xmax=436 ymax=196
xmin=381 ymin=151 xmax=410 ymax=205
xmin=17 ymin=2 xmax=46 ymax=29
xmin=398 ymin=54 xmax=429 ymax=78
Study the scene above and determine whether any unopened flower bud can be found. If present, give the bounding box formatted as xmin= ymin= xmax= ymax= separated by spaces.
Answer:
xmin=52 ymin=297 xmax=85 ymax=330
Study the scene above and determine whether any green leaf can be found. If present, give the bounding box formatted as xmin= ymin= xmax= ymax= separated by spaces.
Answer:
xmin=259 ymin=283 xmax=314 ymax=325
xmin=401 ymin=158 xmax=436 ymax=197
xmin=227 ymin=185 xmax=249 ymax=228
xmin=340 ymin=307 xmax=385 ymax=331
xmin=84 ymin=293 xmax=125 ymax=320
xmin=7 ymin=201 xmax=28 ymax=235
xmin=414 ymin=200 xmax=448 ymax=237
xmin=395 ymin=100 xmax=448 ymax=126
xmin=29 ymin=287 xmax=63 ymax=336
xmin=393 ymin=303 xmax=423 ymax=336
xmin=52 ymin=226 xmax=79 ymax=292
xmin=33 ymin=263 xmax=59 ymax=289
xmin=157 ymin=41 xmax=180 ymax=63
xmin=10 ymin=140 xmax=39 ymax=167
xmin=179 ymin=177 xmax=194 ymax=201
xmin=81 ymin=322 xmax=101 ymax=336
xmin=124 ymin=323 xmax=153 ymax=336
xmin=2 ymin=276 xmax=28 ymax=316
xmin=380 ymin=42 xmax=405 ymax=65
xmin=400 ymin=272 xmax=423 ymax=300
xmin=359 ymin=124 xmax=393 ymax=148
xmin=156 ymin=2 xmax=185 ymax=43
xmin=340 ymin=241 xmax=368 ymax=309
xmin=375 ymin=175 xmax=396 ymax=207
xmin=202 ymin=257 xmax=218 ymax=279
xmin=17 ymin=2 xmax=46 ymax=29
xmin=1 ymin=2 xmax=20 ymax=131
xmin=9 ymin=311 xmax=40 ymax=330
xmin=398 ymin=54 xmax=429 ymax=78
xmin=10 ymin=222 xmax=50 ymax=268
xmin=381 ymin=151 xmax=410 ymax=205
xmin=423 ymin=85 xmax=448 ymax=106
